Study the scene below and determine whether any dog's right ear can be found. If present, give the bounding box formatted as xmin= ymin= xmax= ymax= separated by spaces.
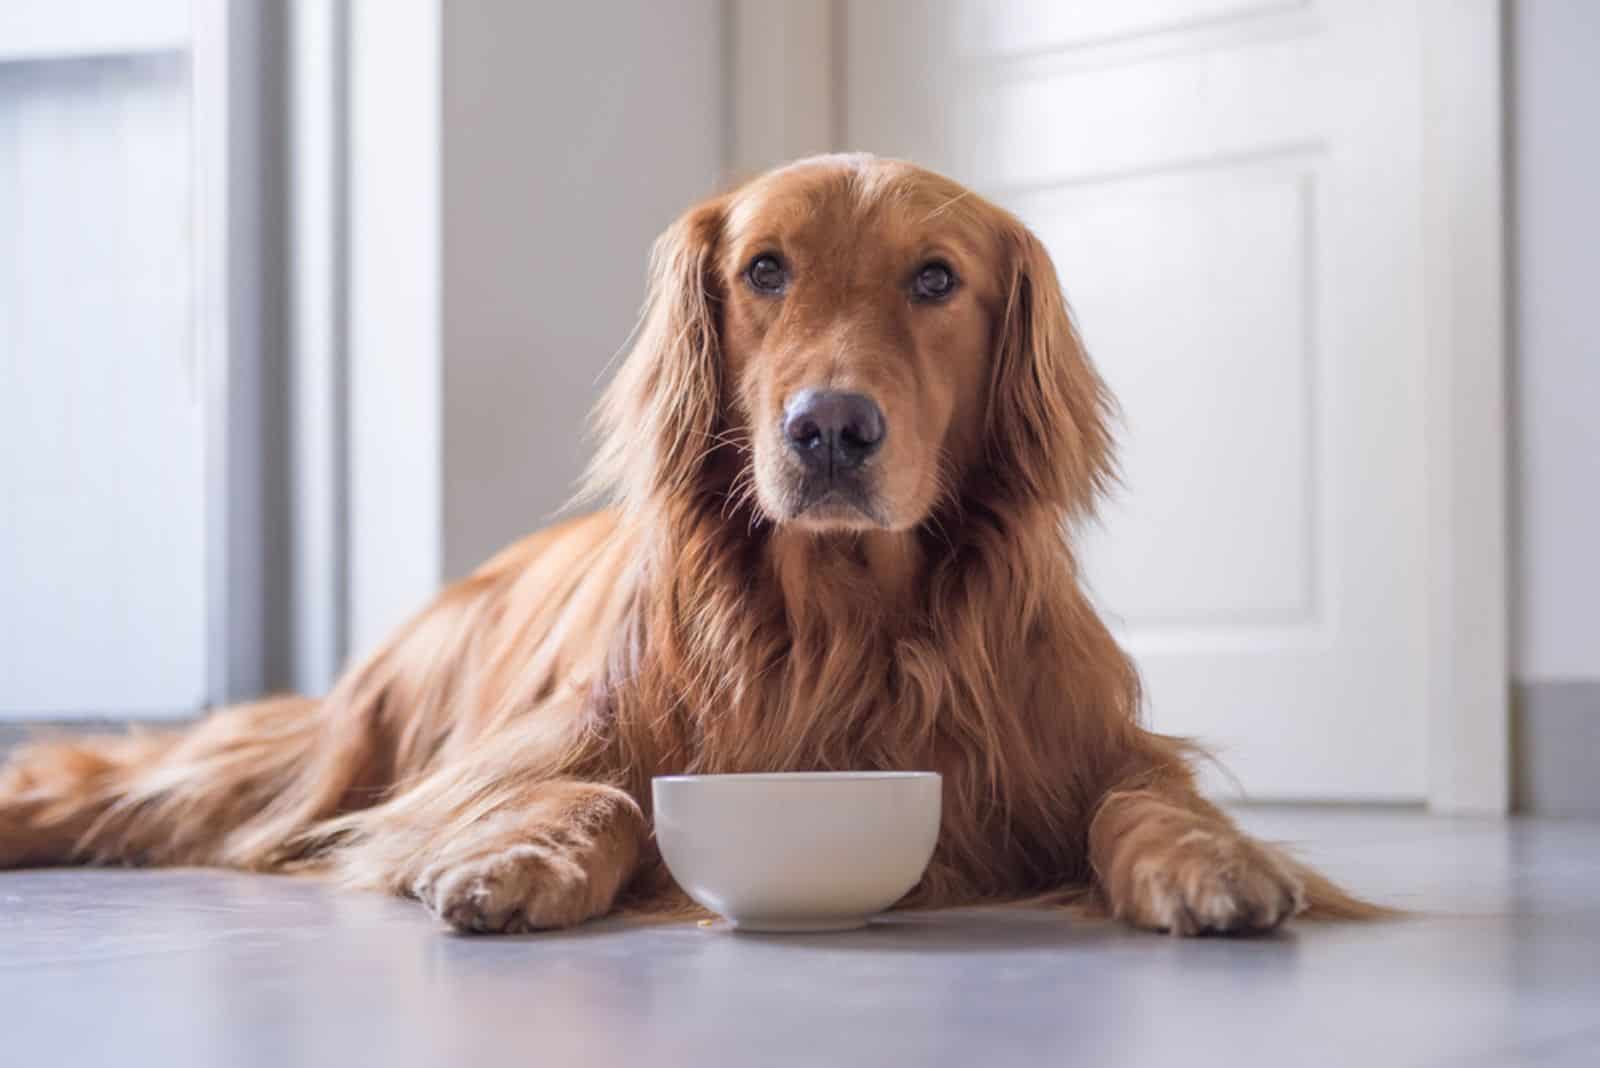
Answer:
xmin=585 ymin=196 xmax=728 ymax=512
xmin=985 ymin=219 xmax=1118 ymax=521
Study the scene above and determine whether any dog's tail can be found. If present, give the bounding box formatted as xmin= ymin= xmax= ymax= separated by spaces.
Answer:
xmin=1292 ymin=855 xmax=1400 ymax=920
xmin=0 ymin=567 xmax=530 ymax=875
xmin=0 ymin=692 xmax=383 ymax=872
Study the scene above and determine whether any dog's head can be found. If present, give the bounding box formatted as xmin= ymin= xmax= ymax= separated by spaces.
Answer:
xmin=591 ymin=154 xmax=1115 ymax=533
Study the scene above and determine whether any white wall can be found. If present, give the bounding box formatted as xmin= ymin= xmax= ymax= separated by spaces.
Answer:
xmin=342 ymin=0 xmax=724 ymax=656
xmin=440 ymin=1 xmax=724 ymax=579
xmin=347 ymin=0 xmax=443 ymax=660
xmin=1511 ymin=0 xmax=1600 ymax=684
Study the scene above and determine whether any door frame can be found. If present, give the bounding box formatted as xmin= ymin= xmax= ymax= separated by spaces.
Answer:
xmin=198 ymin=0 xmax=357 ymax=704
xmin=729 ymin=0 xmax=1511 ymax=814
xmin=1416 ymin=0 xmax=1510 ymax=814
xmin=194 ymin=0 xmax=279 ymax=707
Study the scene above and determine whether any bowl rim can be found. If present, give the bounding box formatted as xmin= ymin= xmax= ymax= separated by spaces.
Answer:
xmin=652 ymin=771 xmax=940 ymax=785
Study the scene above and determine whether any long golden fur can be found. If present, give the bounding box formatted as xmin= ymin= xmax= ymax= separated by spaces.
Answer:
xmin=0 ymin=155 xmax=1377 ymax=935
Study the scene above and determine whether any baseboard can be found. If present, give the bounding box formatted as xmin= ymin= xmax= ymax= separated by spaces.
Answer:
xmin=7 ymin=696 xmax=1597 ymax=817
xmin=0 ymin=718 xmax=193 ymax=759
xmin=1513 ymin=680 xmax=1600 ymax=817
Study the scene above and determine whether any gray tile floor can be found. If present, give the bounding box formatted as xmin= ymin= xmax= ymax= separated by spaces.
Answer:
xmin=1 ymin=807 xmax=1596 ymax=1068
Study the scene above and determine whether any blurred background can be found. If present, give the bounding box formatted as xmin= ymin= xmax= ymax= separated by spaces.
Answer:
xmin=0 ymin=1 xmax=1593 ymax=814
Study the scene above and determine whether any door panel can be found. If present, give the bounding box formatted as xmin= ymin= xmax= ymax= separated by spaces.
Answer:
xmin=0 ymin=52 xmax=205 ymax=718
xmin=1021 ymin=162 xmax=1318 ymax=627
xmin=845 ymin=0 xmax=1427 ymax=799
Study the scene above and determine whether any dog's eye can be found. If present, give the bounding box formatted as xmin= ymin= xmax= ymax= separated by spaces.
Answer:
xmin=912 ymin=261 xmax=958 ymax=302
xmin=745 ymin=254 xmax=788 ymax=295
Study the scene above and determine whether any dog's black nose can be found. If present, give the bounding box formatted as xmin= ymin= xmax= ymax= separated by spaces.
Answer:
xmin=783 ymin=389 xmax=885 ymax=471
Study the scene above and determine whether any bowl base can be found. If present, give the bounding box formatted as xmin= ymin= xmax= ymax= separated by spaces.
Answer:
xmin=728 ymin=916 xmax=871 ymax=933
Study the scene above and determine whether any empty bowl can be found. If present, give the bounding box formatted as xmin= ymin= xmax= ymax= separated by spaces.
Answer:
xmin=652 ymin=771 xmax=942 ymax=932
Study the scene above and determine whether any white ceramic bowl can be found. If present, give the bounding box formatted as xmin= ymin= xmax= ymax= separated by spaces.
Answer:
xmin=652 ymin=771 xmax=942 ymax=932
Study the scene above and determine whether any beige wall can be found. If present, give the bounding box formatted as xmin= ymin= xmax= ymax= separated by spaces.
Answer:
xmin=440 ymin=1 xmax=724 ymax=579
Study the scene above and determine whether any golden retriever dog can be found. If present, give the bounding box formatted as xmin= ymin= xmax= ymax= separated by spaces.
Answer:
xmin=0 ymin=155 xmax=1375 ymax=935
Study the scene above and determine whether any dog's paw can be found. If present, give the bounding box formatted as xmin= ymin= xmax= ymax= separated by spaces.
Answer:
xmin=1113 ymin=828 xmax=1307 ymax=936
xmin=412 ymin=834 xmax=607 ymax=934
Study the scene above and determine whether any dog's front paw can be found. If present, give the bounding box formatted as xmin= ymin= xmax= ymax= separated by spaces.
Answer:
xmin=1112 ymin=827 xmax=1306 ymax=936
xmin=412 ymin=833 xmax=610 ymax=934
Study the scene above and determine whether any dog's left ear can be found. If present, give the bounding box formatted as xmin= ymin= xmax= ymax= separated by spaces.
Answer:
xmin=985 ymin=222 xmax=1118 ymax=518
xmin=587 ymin=196 xmax=728 ymax=511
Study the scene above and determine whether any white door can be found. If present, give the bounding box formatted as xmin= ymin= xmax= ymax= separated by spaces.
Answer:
xmin=0 ymin=3 xmax=206 ymax=719
xmin=844 ymin=0 xmax=1430 ymax=800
